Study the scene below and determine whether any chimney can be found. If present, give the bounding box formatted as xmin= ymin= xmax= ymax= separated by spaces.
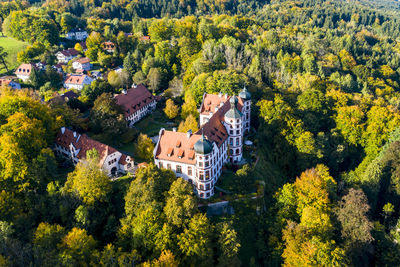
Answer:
xmin=220 ymin=102 xmax=224 ymax=107
xmin=187 ymin=129 xmax=192 ymax=138
xmin=61 ymin=127 xmax=65 ymax=134
xmin=173 ymin=127 xmax=177 ymax=132
xmin=73 ymin=131 xmax=77 ymax=138
xmin=224 ymin=93 xmax=228 ymax=99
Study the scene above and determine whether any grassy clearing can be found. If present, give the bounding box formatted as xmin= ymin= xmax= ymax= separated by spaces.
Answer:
xmin=0 ymin=36 xmax=28 ymax=74
xmin=134 ymin=109 xmax=177 ymax=137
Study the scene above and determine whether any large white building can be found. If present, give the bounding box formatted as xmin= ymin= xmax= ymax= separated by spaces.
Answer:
xmin=115 ymin=84 xmax=158 ymax=127
xmin=154 ymin=88 xmax=251 ymax=199
xmin=54 ymin=127 xmax=134 ymax=176
xmin=56 ymin=48 xmax=80 ymax=64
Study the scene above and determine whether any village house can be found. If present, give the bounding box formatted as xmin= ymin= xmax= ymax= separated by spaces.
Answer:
xmin=15 ymin=63 xmax=36 ymax=82
xmin=102 ymin=41 xmax=116 ymax=53
xmin=115 ymin=84 xmax=158 ymax=127
xmin=65 ymin=29 xmax=89 ymax=41
xmin=64 ymin=74 xmax=93 ymax=90
xmin=72 ymin=57 xmax=92 ymax=72
xmin=154 ymin=87 xmax=251 ymax=199
xmin=54 ymin=127 xmax=134 ymax=176
xmin=0 ymin=76 xmax=21 ymax=89
xmin=56 ymin=48 xmax=80 ymax=63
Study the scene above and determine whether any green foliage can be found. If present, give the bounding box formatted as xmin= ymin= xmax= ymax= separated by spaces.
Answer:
xmin=64 ymin=152 xmax=112 ymax=205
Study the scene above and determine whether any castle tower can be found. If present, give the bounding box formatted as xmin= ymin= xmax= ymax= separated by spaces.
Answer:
xmin=224 ymin=96 xmax=243 ymax=163
xmin=239 ymin=86 xmax=251 ymax=134
xmin=194 ymin=132 xmax=214 ymax=198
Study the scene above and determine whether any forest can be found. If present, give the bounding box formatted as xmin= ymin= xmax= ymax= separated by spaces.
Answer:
xmin=1 ymin=0 xmax=400 ymax=266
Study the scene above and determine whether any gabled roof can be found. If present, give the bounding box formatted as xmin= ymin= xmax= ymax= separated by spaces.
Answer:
xmin=64 ymin=74 xmax=89 ymax=85
xmin=15 ymin=63 xmax=35 ymax=76
xmin=55 ymin=128 xmax=132 ymax=166
xmin=155 ymin=130 xmax=202 ymax=164
xmin=74 ymin=57 xmax=90 ymax=64
xmin=115 ymin=84 xmax=157 ymax=116
xmin=57 ymin=48 xmax=80 ymax=57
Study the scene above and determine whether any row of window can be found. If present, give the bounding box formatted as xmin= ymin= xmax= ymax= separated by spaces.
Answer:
xmin=229 ymin=137 xmax=241 ymax=146
xmin=108 ymin=158 xmax=117 ymax=165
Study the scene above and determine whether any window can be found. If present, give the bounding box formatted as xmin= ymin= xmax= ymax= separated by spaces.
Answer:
xmin=176 ymin=165 xmax=182 ymax=173
xmin=188 ymin=167 xmax=192 ymax=176
xmin=199 ymin=184 xmax=204 ymax=190
xmin=167 ymin=164 xmax=171 ymax=170
xmin=200 ymin=193 xmax=204 ymax=198
xmin=237 ymin=119 xmax=239 ymax=123
xmin=206 ymin=183 xmax=210 ymax=190
xmin=206 ymin=171 xmax=210 ymax=180
xmin=236 ymin=130 xmax=240 ymax=134
xmin=159 ymin=162 xmax=163 ymax=168
xmin=199 ymin=162 xmax=203 ymax=167
xmin=230 ymin=130 xmax=233 ymax=134
xmin=206 ymin=192 xmax=210 ymax=197
xmin=229 ymin=138 xmax=233 ymax=145
xmin=236 ymin=148 xmax=239 ymax=154
xmin=205 ymin=161 xmax=209 ymax=167
xmin=199 ymin=172 xmax=204 ymax=180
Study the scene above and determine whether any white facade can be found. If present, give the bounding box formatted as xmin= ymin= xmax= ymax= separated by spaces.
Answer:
xmin=64 ymin=75 xmax=93 ymax=90
xmin=72 ymin=61 xmax=91 ymax=71
xmin=154 ymin=90 xmax=251 ymax=199
xmin=126 ymin=100 xmax=157 ymax=127
xmin=54 ymin=128 xmax=134 ymax=176
xmin=66 ymin=30 xmax=88 ymax=41
xmin=16 ymin=74 xmax=30 ymax=82
xmin=56 ymin=52 xmax=78 ymax=64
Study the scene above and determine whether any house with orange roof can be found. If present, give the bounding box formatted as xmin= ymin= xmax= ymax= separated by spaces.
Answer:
xmin=154 ymin=87 xmax=251 ymax=199
xmin=15 ymin=63 xmax=36 ymax=82
xmin=54 ymin=127 xmax=134 ymax=176
xmin=64 ymin=74 xmax=94 ymax=90
xmin=115 ymin=84 xmax=158 ymax=127
xmin=102 ymin=41 xmax=116 ymax=53
xmin=56 ymin=48 xmax=80 ymax=63
xmin=72 ymin=57 xmax=92 ymax=71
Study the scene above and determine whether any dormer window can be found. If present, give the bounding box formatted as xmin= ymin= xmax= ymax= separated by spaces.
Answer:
xmin=167 ymin=147 xmax=173 ymax=157
xmin=176 ymin=141 xmax=181 ymax=148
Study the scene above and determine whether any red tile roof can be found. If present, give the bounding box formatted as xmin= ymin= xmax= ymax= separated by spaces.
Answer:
xmin=15 ymin=63 xmax=35 ymax=76
xmin=55 ymin=128 xmax=131 ymax=167
xmin=58 ymin=48 xmax=79 ymax=57
xmin=115 ymin=84 xmax=157 ymax=117
xmin=155 ymin=93 xmax=247 ymax=164
xmin=74 ymin=57 xmax=90 ymax=64
xmin=155 ymin=131 xmax=202 ymax=164
xmin=64 ymin=74 xmax=88 ymax=85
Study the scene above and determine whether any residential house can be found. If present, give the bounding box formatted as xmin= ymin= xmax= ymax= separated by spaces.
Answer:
xmin=66 ymin=29 xmax=89 ymax=41
xmin=56 ymin=48 xmax=80 ymax=63
xmin=15 ymin=63 xmax=36 ymax=82
xmin=90 ymin=70 xmax=102 ymax=79
xmin=0 ymin=76 xmax=21 ymax=89
xmin=72 ymin=57 xmax=92 ymax=72
xmin=64 ymin=74 xmax=93 ymax=90
xmin=154 ymin=87 xmax=251 ymax=199
xmin=102 ymin=41 xmax=116 ymax=53
xmin=115 ymin=84 xmax=158 ymax=127
xmin=54 ymin=127 xmax=134 ymax=176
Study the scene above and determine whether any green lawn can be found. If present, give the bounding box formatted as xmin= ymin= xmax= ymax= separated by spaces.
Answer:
xmin=134 ymin=110 xmax=177 ymax=137
xmin=0 ymin=36 xmax=28 ymax=74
